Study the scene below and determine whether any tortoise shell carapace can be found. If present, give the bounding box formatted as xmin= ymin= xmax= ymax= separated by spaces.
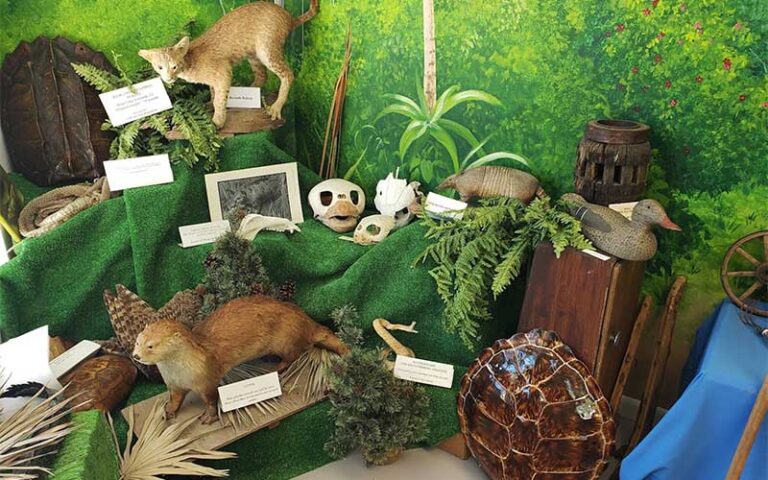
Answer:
xmin=457 ymin=329 xmax=615 ymax=479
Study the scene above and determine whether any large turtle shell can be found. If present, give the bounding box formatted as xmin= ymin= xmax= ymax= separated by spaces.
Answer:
xmin=457 ymin=329 xmax=615 ymax=480
xmin=63 ymin=355 xmax=137 ymax=412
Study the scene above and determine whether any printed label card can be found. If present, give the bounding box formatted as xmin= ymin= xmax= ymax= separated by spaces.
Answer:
xmin=609 ymin=201 xmax=639 ymax=220
xmin=103 ymin=154 xmax=174 ymax=191
xmin=49 ymin=340 xmax=101 ymax=378
xmin=99 ymin=77 xmax=173 ymax=126
xmin=178 ymin=221 xmax=231 ymax=248
xmin=227 ymin=87 xmax=262 ymax=108
xmin=424 ymin=192 xmax=468 ymax=220
xmin=218 ymin=372 xmax=282 ymax=412
xmin=393 ymin=355 xmax=454 ymax=389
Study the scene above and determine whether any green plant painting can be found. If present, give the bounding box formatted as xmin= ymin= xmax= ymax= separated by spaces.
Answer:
xmin=289 ymin=0 xmax=768 ymax=349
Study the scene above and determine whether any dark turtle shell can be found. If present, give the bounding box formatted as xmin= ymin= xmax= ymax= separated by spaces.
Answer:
xmin=457 ymin=329 xmax=615 ymax=480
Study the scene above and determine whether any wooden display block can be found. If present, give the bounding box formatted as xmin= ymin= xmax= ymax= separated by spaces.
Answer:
xmin=165 ymin=107 xmax=285 ymax=141
xmin=123 ymin=365 xmax=324 ymax=451
xmin=518 ymin=243 xmax=645 ymax=397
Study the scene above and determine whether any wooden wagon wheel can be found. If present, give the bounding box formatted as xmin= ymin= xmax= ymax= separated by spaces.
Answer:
xmin=721 ymin=231 xmax=768 ymax=317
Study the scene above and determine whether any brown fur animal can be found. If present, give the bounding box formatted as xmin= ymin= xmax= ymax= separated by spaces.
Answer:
xmin=133 ymin=294 xmax=348 ymax=424
xmin=138 ymin=0 xmax=319 ymax=126
xmin=438 ymin=166 xmax=543 ymax=203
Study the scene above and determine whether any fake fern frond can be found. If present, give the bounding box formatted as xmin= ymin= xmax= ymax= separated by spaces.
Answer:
xmin=417 ymin=196 xmax=591 ymax=349
xmin=72 ymin=62 xmax=123 ymax=92
xmin=74 ymin=59 xmax=221 ymax=171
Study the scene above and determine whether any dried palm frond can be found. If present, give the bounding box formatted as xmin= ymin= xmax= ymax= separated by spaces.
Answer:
xmin=221 ymin=348 xmax=335 ymax=429
xmin=113 ymin=400 xmax=236 ymax=480
xmin=0 ymin=386 xmax=76 ymax=479
xmin=318 ymin=26 xmax=353 ymax=179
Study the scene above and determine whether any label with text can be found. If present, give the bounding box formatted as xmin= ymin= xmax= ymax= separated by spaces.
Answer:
xmin=393 ymin=355 xmax=454 ymax=389
xmin=609 ymin=201 xmax=638 ymax=220
xmin=179 ymin=221 xmax=231 ymax=248
xmin=218 ymin=372 xmax=282 ymax=412
xmin=103 ymin=154 xmax=174 ymax=191
xmin=99 ymin=77 xmax=173 ymax=126
xmin=424 ymin=192 xmax=468 ymax=220
xmin=227 ymin=87 xmax=262 ymax=108
xmin=49 ymin=340 xmax=101 ymax=378
xmin=581 ymin=249 xmax=612 ymax=261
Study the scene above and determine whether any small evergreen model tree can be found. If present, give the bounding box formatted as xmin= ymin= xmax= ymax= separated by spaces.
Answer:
xmin=417 ymin=195 xmax=591 ymax=349
xmin=200 ymin=231 xmax=282 ymax=315
xmin=73 ymin=56 xmax=221 ymax=171
xmin=325 ymin=305 xmax=430 ymax=465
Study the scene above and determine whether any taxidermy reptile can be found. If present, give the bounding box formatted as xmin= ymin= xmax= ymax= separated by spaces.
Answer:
xmin=139 ymin=0 xmax=318 ymax=127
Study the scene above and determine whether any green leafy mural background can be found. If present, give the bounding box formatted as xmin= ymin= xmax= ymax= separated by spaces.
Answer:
xmin=1 ymin=0 xmax=767 ymax=385
xmin=288 ymin=0 xmax=768 ymax=362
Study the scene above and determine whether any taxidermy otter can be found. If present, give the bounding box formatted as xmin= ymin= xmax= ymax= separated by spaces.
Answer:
xmin=138 ymin=0 xmax=319 ymax=127
xmin=133 ymin=294 xmax=348 ymax=424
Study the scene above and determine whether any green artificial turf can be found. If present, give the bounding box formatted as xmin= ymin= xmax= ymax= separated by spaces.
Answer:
xmin=0 ymin=132 xmax=521 ymax=479
xmin=50 ymin=411 xmax=120 ymax=480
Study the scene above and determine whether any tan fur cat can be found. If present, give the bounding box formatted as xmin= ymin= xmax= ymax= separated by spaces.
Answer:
xmin=139 ymin=0 xmax=318 ymax=127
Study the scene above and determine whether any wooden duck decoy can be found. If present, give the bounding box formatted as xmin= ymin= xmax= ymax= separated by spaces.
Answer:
xmin=562 ymin=193 xmax=681 ymax=261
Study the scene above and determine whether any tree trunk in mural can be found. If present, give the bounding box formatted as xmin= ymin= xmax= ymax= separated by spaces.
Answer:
xmin=423 ymin=0 xmax=437 ymax=111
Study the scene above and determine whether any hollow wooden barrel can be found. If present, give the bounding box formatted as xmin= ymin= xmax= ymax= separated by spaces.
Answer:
xmin=574 ymin=119 xmax=651 ymax=205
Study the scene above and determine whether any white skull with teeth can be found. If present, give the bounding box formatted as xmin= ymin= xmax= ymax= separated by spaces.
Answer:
xmin=308 ymin=179 xmax=366 ymax=233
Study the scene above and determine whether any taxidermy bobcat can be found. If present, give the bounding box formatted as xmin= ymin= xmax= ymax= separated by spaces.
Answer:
xmin=139 ymin=0 xmax=318 ymax=127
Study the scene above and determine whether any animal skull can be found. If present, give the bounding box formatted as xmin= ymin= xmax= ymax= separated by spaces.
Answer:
xmin=374 ymin=172 xmax=421 ymax=229
xmin=308 ymin=179 xmax=366 ymax=233
xmin=353 ymin=215 xmax=396 ymax=245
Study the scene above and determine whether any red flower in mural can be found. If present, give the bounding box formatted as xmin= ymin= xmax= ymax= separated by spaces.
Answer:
xmin=694 ymin=22 xmax=703 ymax=32
xmin=652 ymin=0 xmax=659 ymax=8
xmin=665 ymin=80 xmax=672 ymax=89
xmin=762 ymin=101 xmax=768 ymax=108
xmin=616 ymin=23 xmax=625 ymax=33
xmin=654 ymin=54 xmax=663 ymax=64
xmin=631 ymin=66 xmax=640 ymax=74
xmin=734 ymin=22 xmax=743 ymax=30
xmin=739 ymin=95 xmax=746 ymax=102
xmin=643 ymin=8 xmax=652 ymax=17
xmin=695 ymin=75 xmax=704 ymax=83
xmin=670 ymin=99 xmax=679 ymax=107
xmin=723 ymin=58 xmax=732 ymax=70
xmin=657 ymin=32 xmax=666 ymax=41
xmin=679 ymin=4 xmax=687 ymax=13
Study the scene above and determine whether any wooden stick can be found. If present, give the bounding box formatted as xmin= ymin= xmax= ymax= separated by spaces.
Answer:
xmin=725 ymin=375 xmax=768 ymax=480
xmin=611 ymin=295 xmax=654 ymax=414
xmin=626 ymin=276 xmax=686 ymax=453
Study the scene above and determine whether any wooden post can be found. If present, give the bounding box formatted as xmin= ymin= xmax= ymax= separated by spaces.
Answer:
xmin=725 ymin=375 xmax=768 ymax=480
xmin=610 ymin=295 xmax=654 ymax=414
xmin=627 ymin=276 xmax=686 ymax=453
xmin=423 ymin=0 xmax=437 ymax=112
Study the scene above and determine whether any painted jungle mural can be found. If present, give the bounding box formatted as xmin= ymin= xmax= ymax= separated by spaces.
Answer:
xmin=1 ymin=0 xmax=766 ymax=399
xmin=288 ymin=0 xmax=768 ymax=396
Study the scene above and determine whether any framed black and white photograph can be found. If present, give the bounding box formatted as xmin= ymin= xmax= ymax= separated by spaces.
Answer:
xmin=205 ymin=163 xmax=304 ymax=223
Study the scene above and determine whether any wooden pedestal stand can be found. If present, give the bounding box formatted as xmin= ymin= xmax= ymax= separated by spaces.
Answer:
xmin=518 ymin=243 xmax=645 ymax=397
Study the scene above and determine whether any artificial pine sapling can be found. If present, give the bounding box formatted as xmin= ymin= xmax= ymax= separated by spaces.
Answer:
xmin=325 ymin=306 xmax=430 ymax=465
xmin=416 ymin=196 xmax=591 ymax=349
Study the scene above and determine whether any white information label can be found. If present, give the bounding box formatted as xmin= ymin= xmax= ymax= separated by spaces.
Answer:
xmin=218 ymin=372 xmax=282 ymax=412
xmin=49 ymin=340 xmax=101 ymax=378
xmin=179 ymin=221 xmax=231 ymax=248
xmin=393 ymin=355 xmax=454 ymax=389
xmin=103 ymin=154 xmax=174 ymax=191
xmin=227 ymin=87 xmax=262 ymax=108
xmin=582 ymin=249 xmax=612 ymax=261
xmin=424 ymin=192 xmax=468 ymax=220
xmin=99 ymin=77 xmax=173 ymax=127
xmin=609 ymin=201 xmax=638 ymax=220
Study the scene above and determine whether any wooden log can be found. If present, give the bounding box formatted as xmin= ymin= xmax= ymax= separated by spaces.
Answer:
xmin=610 ymin=295 xmax=654 ymax=414
xmin=725 ymin=375 xmax=768 ymax=480
xmin=626 ymin=276 xmax=687 ymax=453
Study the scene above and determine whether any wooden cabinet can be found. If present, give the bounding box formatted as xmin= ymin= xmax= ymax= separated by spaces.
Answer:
xmin=518 ymin=243 xmax=645 ymax=396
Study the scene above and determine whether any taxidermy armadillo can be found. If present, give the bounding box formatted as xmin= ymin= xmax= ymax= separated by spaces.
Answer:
xmin=438 ymin=166 xmax=543 ymax=203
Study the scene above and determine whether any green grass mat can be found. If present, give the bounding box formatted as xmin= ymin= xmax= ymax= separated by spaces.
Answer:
xmin=0 ymin=132 xmax=520 ymax=479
